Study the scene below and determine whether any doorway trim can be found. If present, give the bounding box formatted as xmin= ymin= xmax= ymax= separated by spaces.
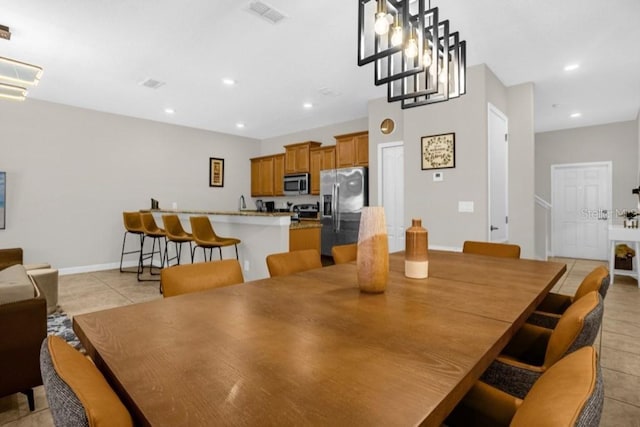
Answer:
xmin=550 ymin=161 xmax=612 ymax=258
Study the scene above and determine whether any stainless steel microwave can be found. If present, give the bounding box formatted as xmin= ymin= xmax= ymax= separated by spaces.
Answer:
xmin=283 ymin=173 xmax=309 ymax=196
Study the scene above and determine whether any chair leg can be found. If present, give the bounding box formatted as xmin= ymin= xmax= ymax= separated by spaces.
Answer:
xmin=189 ymin=242 xmax=194 ymax=263
xmin=22 ymin=389 xmax=35 ymax=411
xmin=234 ymin=244 xmax=239 ymax=260
xmin=219 ymin=247 xmax=223 ymax=260
xmin=120 ymin=231 xmax=143 ymax=273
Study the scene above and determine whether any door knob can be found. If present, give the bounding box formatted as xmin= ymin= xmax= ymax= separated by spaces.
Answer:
xmin=490 ymin=225 xmax=499 ymax=231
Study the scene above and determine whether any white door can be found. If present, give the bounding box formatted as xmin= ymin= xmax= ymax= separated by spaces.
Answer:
xmin=488 ymin=104 xmax=509 ymax=242
xmin=552 ymin=162 xmax=611 ymax=260
xmin=378 ymin=142 xmax=405 ymax=252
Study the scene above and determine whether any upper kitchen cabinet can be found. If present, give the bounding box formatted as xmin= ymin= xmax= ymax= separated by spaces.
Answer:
xmin=310 ymin=146 xmax=336 ymax=195
xmin=251 ymin=154 xmax=284 ymax=197
xmin=284 ymin=141 xmax=321 ymax=174
xmin=335 ymin=131 xmax=369 ymax=168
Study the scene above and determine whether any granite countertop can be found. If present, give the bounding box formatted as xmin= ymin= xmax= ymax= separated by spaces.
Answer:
xmin=290 ymin=221 xmax=322 ymax=230
xmin=145 ymin=209 xmax=292 ymax=217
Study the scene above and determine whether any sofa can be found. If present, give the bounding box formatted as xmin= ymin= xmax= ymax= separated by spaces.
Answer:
xmin=0 ymin=263 xmax=47 ymax=411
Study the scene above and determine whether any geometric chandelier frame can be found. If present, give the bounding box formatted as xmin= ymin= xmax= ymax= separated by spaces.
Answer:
xmin=358 ymin=0 xmax=466 ymax=109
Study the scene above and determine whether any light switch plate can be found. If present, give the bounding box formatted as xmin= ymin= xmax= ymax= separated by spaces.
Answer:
xmin=458 ymin=201 xmax=474 ymax=213
xmin=433 ymin=172 xmax=443 ymax=182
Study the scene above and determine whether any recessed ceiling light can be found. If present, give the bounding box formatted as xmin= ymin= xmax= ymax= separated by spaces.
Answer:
xmin=564 ymin=64 xmax=580 ymax=72
xmin=570 ymin=112 xmax=582 ymax=118
xmin=236 ymin=122 xmax=245 ymax=128
xmin=222 ymin=78 xmax=236 ymax=86
xmin=303 ymin=102 xmax=313 ymax=109
xmin=164 ymin=108 xmax=175 ymax=114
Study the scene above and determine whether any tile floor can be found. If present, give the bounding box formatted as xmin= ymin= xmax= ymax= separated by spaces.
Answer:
xmin=1 ymin=258 xmax=639 ymax=426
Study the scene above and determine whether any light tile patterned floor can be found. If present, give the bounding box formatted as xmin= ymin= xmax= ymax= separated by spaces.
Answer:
xmin=1 ymin=258 xmax=639 ymax=426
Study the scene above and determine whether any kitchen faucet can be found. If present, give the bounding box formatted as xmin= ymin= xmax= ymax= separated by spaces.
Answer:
xmin=239 ymin=195 xmax=246 ymax=211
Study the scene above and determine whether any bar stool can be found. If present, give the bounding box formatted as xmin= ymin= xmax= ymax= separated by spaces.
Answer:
xmin=119 ymin=212 xmax=145 ymax=274
xmin=162 ymin=214 xmax=194 ymax=266
xmin=139 ymin=213 xmax=166 ymax=281
xmin=189 ymin=216 xmax=241 ymax=261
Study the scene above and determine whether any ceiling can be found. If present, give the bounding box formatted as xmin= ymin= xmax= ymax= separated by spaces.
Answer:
xmin=2 ymin=0 xmax=639 ymax=140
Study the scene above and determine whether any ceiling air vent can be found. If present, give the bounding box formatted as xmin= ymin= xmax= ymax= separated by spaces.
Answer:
xmin=0 ymin=25 xmax=11 ymax=41
xmin=139 ymin=78 xmax=165 ymax=89
xmin=247 ymin=1 xmax=286 ymax=24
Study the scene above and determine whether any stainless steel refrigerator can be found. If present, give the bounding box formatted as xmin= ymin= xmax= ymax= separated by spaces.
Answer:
xmin=320 ymin=167 xmax=368 ymax=256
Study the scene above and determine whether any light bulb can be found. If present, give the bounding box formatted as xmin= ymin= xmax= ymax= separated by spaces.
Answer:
xmin=423 ymin=49 xmax=432 ymax=68
xmin=405 ymin=38 xmax=418 ymax=58
xmin=374 ymin=13 xmax=390 ymax=35
xmin=439 ymin=66 xmax=448 ymax=84
xmin=391 ymin=25 xmax=403 ymax=46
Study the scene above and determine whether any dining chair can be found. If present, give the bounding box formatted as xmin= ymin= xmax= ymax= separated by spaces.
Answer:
xmin=480 ymin=291 xmax=602 ymax=399
xmin=40 ymin=336 xmax=133 ymax=427
xmin=119 ymin=212 xmax=145 ymax=273
xmin=161 ymin=259 xmax=244 ymax=297
xmin=189 ymin=216 xmax=241 ymax=261
xmin=162 ymin=214 xmax=194 ymax=266
xmin=528 ymin=266 xmax=609 ymax=329
xmin=462 ymin=241 xmax=521 ymax=259
xmin=139 ymin=212 xmax=166 ymax=281
xmin=446 ymin=346 xmax=603 ymax=427
xmin=331 ymin=243 xmax=357 ymax=264
xmin=266 ymin=249 xmax=322 ymax=277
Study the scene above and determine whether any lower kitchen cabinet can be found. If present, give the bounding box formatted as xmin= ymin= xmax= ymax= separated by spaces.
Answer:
xmin=289 ymin=225 xmax=321 ymax=252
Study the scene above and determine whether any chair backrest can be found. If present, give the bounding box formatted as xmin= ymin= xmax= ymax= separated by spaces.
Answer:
xmin=574 ymin=266 xmax=610 ymax=302
xmin=189 ymin=216 xmax=216 ymax=244
xmin=40 ymin=336 xmax=133 ymax=427
xmin=462 ymin=241 xmax=521 ymax=259
xmin=122 ymin=212 xmax=144 ymax=233
xmin=544 ymin=291 xmax=602 ymax=368
xmin=161 ymin=259 xmax=244 ymax=298
xmin=0 ymin=247 xmax=23 ymax=271
xmin=140 ymin=212 xmax=163 ymax=234
xmin=331 ymin=243 xmax=357 ymax=264
xmin=512 ymin=346 xmax=603 ymax=427
xmin=266 ymin=249 xmax=322 ymax=277
xmin=162 ymin=214 xmax=189 ymax=240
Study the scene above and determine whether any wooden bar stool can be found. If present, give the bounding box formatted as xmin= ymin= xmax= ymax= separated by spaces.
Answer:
xmin=139 ymin=213 xmax=166 ymax=281
xmin=162 ymin=214 xmax=194 ymax=266
xmin=119 ymin=212 xmax=145 ymax=274
xmin=189 ymin=216 xmax=241 ymax=261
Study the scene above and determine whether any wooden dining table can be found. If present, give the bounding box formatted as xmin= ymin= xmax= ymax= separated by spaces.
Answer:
xmin=73 ymin=250 xmax=566 ymax=427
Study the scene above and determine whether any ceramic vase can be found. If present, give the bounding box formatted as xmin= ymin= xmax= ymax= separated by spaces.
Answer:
xmin=357 ymin=207 xmax=389 ymax=293
xmin=405 ymin=218 xmax=429 ymax=279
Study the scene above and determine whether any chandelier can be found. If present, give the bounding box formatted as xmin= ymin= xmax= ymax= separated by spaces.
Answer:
xmin=358 ymin=0 xmax=466 ymax=109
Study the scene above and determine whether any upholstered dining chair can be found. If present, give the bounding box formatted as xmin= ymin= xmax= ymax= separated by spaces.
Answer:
xmin=331 ymin=243 xmax=357 ymax=264
xmin=462 ymin=241 xmax=521 ymax=259
xmin=162 ymin=214 xmax=194 ymax=266
xmin=480 ymin=291 xmax=602 ymax=399
xmin=266 ymin=249 xmax=322 ymax=277
xmin=161 ymin=259 xmax=244 ymax=297
xmin=119 ymin=212 xmax=145 ymax=273
xmin=40 ymin=336 xmax=133 ymax=427
xmin=189 ymin=216 xmax=241 ymax=261
xmin=528 ymin=266 xmax=609 ymax=329
xmin=446 ymin=346 xmax=603 ymax=427
xmin=139 ymin=212 xmax=166 ymax=281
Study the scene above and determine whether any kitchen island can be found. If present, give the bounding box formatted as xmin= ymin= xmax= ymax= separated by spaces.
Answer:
xmin=149 ymin=209 xmax=297 ymax=280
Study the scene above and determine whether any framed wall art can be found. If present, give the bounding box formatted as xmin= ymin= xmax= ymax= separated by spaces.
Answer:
xmin=209 ymin=158 xmax=224 ymax=187
xmin=421 ymin=133 xmax=455 ymax=170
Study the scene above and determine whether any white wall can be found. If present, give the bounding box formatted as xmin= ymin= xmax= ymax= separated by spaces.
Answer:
xmin=536 ymin=121 xmax=638 ymax=219
xmin=0 ymin=99 xmax=258 ymax=269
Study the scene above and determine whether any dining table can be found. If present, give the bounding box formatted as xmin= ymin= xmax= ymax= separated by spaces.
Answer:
xmin=73 ymin=250 xmax=566 ymax=427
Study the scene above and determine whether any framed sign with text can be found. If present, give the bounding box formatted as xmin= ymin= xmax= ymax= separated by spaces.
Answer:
xmin=421 ymin=133 xmax=455 ymax=170
xmin=209 ymin=158 xmax=224 ymax=187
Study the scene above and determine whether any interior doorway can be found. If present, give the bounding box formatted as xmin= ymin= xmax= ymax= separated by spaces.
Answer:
xmin=488 ymin=103 xmax=509 ymax=242
xmin=551 ymin=162 xmax=612 ymax=260
xmin=378 ymin=141 xmax=405 ymax=252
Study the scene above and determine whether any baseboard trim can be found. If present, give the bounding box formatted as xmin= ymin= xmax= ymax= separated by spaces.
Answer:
xmin=59 ymin=260 xmax=163 ymax=276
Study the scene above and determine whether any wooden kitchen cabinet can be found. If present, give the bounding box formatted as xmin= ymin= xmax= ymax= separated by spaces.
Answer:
xmin=335 ymin=131 xmax=369 ymax=168
xmin=310 ymin=146 xmax=336 ymax=195
xmin=289 ymin=225 xmax=321 ymax=252
xmin=251 ymin=154 xmax=283 ymax=197
xmin=284 ymin=141 xmax=321 ymax=174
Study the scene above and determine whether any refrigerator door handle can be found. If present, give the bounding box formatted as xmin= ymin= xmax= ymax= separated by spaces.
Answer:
xmin=335 ymin=183 xmax=340 ymax=232
xmin=331 ymin=183 xmax=338 ymax=232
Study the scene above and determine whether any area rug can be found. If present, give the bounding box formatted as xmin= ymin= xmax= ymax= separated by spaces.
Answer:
xmin=47 ymin=311 xmax=83 ymax=351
